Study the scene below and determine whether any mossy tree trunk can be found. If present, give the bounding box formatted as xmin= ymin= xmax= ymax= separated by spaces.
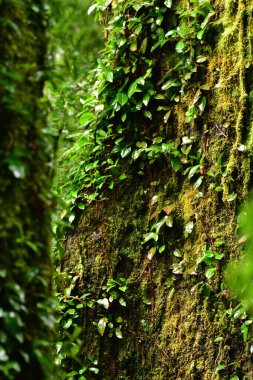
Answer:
xmin=63 ymin=0 xmax=253 ymax=379
xmin=0 ymin=1 xmax=54 ymax=379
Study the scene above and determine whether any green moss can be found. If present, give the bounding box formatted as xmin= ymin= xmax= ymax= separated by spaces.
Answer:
xmin=62 ymin=0 xmax=253 ymax=378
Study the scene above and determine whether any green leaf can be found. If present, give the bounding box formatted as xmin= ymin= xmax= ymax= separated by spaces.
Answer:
xmin=106 ymin=71 xmax=113 ymax=83
xmin=143 ymin=93 xmax=150 ymax=106
xmin=156 ymin=14 xmax=163 ymax=26
xmin=159 ymin=245 xmax=165 ymax=253
xmin=79 ymin=112 xmax=94 ymax=125
xmin=165 ymin=0 xmax=172 ymax=7
xmin=136 ymin=141 xmax=148 ymax=149
xmin=128 ymin=81 xmax=138 ymax=98
xmin=214 ymin=336 xmax=223 ymax=343
xmin=214 ymin=241 xmax=224 ymax=247
xmin=109 ymin=290 xmax=119 ymax=300
xmin=241 ymin=324 xmax=249 ymax=342
xmin=215 ymin=253 xmax=224 ymax=260
xmin=197 ymin=29 xmax=205 ymax=40
xmin=237 ymin=144 xmax=246 ymax=152
xmin=108 ymin=181 xmax=114 ymax=189
xmin=198 ymin=96 xmax=206 ymax=112
xmin=89 ymin=367 xmax=99 ymax=374
xmin=144 ymin=110 xmax=152 ymax=119
xmin=62 ymin=319 xmax=72 ymax=329
xmin=67 ymin=371 xmax=78 ymax=377
xmin=140 ymin=37 xmax=148 ymax=54
xmin=118 ymin=37 xmax=126 ymax=47
xmin=175 ymin=40 xmax=186 ymax=53
xmin=66 ymin=308 xmax=75 ymax=315
xmin=119 ymin=285 xmax=127 ymax=292
xmin=143 ymin=232 xmax=159 ymax=243
xmin=201 ymin=84 xmax=210 ymax=91
xmin=196 ymin=55 xmax=207 ymax=63
xmin=194 ymin=176 xmax=203 ymax=189
xmin=227 ymin=193 xmax=237 ymax=202
xmin=8 ymin=156 xmax=26 ymax=179
xmin=88 ymin=3 xmax=97 ymax=14
xmin=143 ymin=296 xmax=152 ymax=305
xmin=164 ymin=109 xmax=171 ymax=123
xmin=233 ymin=309 xmax=243 ymax=319
xmin=185 ymin=221 xmax=194 ymax=234
xmin=106 ymin=278 xmax=118 ymax=290
xmin=121 ymin=147 xmax=131 ymax=158
xmin=119 ymin=173 xmax=127 ymax=180
xmin=135 ymin=24 xmax=142 ymax=34
xmin=26 ymin=241 xmax=39 ymax=253
xmin=155 ymin=94 xmax=165 ymax=100
xmin=205 ymin=267 xmax=216 ymax=279
xmin=174 ymin=249 xmax=182 ymax=257
xmin=97 ymin=317 xmax=108 ymax=336
xmin=171 ymin=157 xmax=183 ymax=172
xmin=162 ymin=79 xmax=180 ymax=91
xmin=215 ymin=186 xmax=223 ymax=192
xmin=215 ymin=364 xmax=226 ymax=373
xmin=76 ymin=138 xmax=93 ymax=147
xmin=115 ymin=328 xmax=123 ymax=339
xmin=119 ymin=297 xmax=126 ymax=307
xmin=97 ymin=298 xmax=109 ymax=309
xmin=188 ymin=165 xmax=200 ymax=179
xmin=79 ymin=366 xmax=88 ymax=374
xmin=130 ymin=35 xmax=138 ymax=51
xmin=165 ymin=215 xmax=173 ymax=227
xmin=0 ymin=347 xmax=8 ymax=362
xmin=69 ymin=214 xmax=75 ymax=223
xmin=117 ymin=92 xmax=128 ymax=106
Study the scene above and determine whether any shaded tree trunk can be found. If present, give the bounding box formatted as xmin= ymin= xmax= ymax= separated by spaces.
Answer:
xmin=63 ymin=0 xmax=253 ymax=379
xmin=0 ymin=1 xmax=54 ymax=379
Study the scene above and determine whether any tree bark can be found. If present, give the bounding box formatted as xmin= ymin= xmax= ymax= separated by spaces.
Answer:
xmin=63 ymin=0 xmax=253 ymax=379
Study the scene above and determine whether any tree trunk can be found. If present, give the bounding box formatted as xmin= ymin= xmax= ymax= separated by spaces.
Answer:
xmin=63 ymin=0 xmax=253 ymax=379
xmin=0 ymin=1 xmax=54 ymax=379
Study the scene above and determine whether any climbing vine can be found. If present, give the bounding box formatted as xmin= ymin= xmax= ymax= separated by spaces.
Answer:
xmin=60 ymin=0 xmax=215 ymax=219
xmin=56 ymin=0 xmax=253 ymax=378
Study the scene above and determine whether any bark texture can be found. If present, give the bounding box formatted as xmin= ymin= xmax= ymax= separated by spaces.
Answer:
xmin=63 ymin=0 xmax=253 ymax=379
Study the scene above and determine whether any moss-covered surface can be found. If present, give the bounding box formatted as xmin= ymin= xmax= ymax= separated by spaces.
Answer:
xmin=63 ymin=0 xmax=253 ymax=378
xmin=0 ymin=1 xmax=54 ymax=379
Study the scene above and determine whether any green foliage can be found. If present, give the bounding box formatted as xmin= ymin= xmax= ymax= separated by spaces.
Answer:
xmin=197 ymin=244 xmax=224 ymax=279
xmin=52 ymin=0 xmax=253 ymax=377
xmin=59 ymin=0 xmax=214 ymax=220
xmin=0 ymin=0 xmax=55 ymax=378
xmin=46 ymin=0 xmax=103 ymax=227
xmin=96 ymin=277 xmax=127 ymax=338
xmin=55 ymin=273 xmax=100 ymax=379
xmin=45 ymin=1 xmax=105 ymax=377
xmin=55 ymin=273 xmax=127 ymax=377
